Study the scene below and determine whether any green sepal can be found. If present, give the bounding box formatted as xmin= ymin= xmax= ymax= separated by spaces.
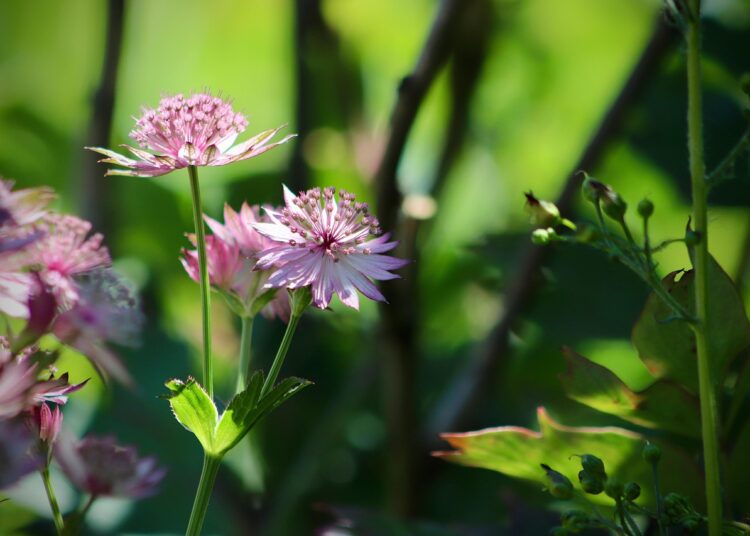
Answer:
xmin=214 ymin=373 xmax=312 ymax=455
xmin=163 ymin=377 xmax=218 ymax=453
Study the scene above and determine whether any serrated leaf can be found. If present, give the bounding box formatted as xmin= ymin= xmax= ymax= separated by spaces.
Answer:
xmin=213 ymin=375 xmax=311 ymax=455
xmin=560 ymin=348 xmax=700 ymax=437
xmin=434 ymin=407 xmax=702 ymax=506
xmin=164 ymin=378 xmax=217 ymax=452
xmin=632 ymin=257 xmax=750 ymax=392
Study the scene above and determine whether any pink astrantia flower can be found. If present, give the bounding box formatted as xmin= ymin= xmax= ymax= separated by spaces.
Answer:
xmin=86 ymin=93 xmax=295 ymax=178
xmin=53 ymin=270 xmax=142 ymax=386
xmin=27 ymin=214 xmax=110 ymax=306
xmin=31 ymin=402 xmax=63 ymax=445
xmin=254 ymin=186 xmax=408 ymax=310
xmin=0 ymin=179 xmax=55 ymax=229
xmin=56 ymin=435 xmax=165 ymax=498
xmin=181 ymin=203 xmax=290 ymax=320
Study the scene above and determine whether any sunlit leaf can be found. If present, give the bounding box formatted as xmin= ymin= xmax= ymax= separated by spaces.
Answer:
xmin=560 ymin=348 xmax=700 ymax=437
xmin=163 ymin=377 xmax=217 ymax=453
xmin=434 ymin=407 xmax=702 ymax=506
xmin=632 ymin=257 xmax=750 ymax=392
xmin=213 ymin=374 xmax=312 ymax=456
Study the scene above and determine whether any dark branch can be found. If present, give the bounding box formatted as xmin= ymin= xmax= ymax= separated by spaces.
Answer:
xmin=424 ymin=16 xmax=676 ymax=443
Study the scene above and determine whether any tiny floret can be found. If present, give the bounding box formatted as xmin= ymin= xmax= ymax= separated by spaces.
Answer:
xmin=87 ymin=92 xmax=295 ymax=177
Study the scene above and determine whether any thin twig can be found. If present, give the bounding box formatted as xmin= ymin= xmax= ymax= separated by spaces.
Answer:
xmin=374 ymin=0 xmax=480 ymax=516
xmin=425 ymin=16 xmax=676 ymax=442
xmin=81 ymin=0 xmax=125 ymax=235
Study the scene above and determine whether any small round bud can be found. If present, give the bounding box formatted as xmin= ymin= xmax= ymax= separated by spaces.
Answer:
xmin=578 ymin=454 xmax=605 ymax=476
xmin=602 ymin=192 xmax=627 ymax=221
xmin=642 ymin=442 xmax=661 ymax=464
xmin=531 ymin=228 xmax=551 ymax=245
xmin=541 ymin=464 xmax=574 ymax=500
xmin=578 ymin=471 xmax=605 ymax=495
xmin=581 ymin=175 xmax=600 ymax=204
xmin=637 ymin=198 xmax=654 ymax=219
xmin=624 ymin=482 xmax=641 ymax=501
xmin=525 ymin=192 xmax=561 ymax=227
xmin=684 ymin=229 xmax=701 ymax=247
xmin=605 ymin=478 xmax=624 ymax=500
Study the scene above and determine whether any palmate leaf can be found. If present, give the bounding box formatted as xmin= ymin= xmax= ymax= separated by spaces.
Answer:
xmin=164 ymin=374 xmax=311 ymax=456
xmin=632 ymin=257 xmax=750 ymax=393
xmin=434 ymin=407 xmax=702 ymax=506
xmin=214 ymin=373 xmax=312 ymax=455
xmin=560 ymin=348 xmax=701 ymax=437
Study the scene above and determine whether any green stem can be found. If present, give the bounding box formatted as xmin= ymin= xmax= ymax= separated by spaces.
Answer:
xmin=622 ymin=505 xmax=643 ymax=536
xmin=185 ymin=454 xmax=222 ymax=536
xmin=685 ymin=2 xmax=722 ymax=534
xmin=40 ymin=468 xmax=64 ymax=535
xmin=236 ymin=315 xmax=254 ymax=393
xmin=260 ymin=313 xmax=301 ymax=397
xmin=188 ymin=165 xmax=213 ymax=399
xmin=651 ymin=462 xmax=666 ymax=536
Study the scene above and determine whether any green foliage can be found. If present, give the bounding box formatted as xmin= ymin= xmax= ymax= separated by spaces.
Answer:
xmin=434 ymin=407 xmax=702 ymax=506
xmin=165 ymin=374 xmax=311 ymax=456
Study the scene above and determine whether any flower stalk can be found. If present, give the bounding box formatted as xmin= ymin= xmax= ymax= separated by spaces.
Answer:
xmin=260 ymin=312 xmax=301 ymax=398
xmin=236 ymin=315 xmax=254 ymax=393
xmin=188 ymin=165 xmax=214 ymax=399
xmin=40 ymin=467 xmax=64 ymax=535
xmin=685 ymin=0 xmax=722 ymax=533
xmin=185 ymin=454 xmax=221 ymax=536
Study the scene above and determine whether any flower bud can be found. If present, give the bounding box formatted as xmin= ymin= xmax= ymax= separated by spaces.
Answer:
xmin=684 ymin=229 xmax=701 ymax=247
xmin=38 ymin=403 xmax=63 ymax=445
xmin=524 ymin=192 xmax=561 ymax=227
xmin=541 ymin=464 xmax=574 ymax=500
xmin=578 ymin=454 xmax=605 ymax=476
xmin=624 ymin=482 xmax=641 ymax=501
xmin=578 ymin=470 xmax=605 ymax=495
xmin=642 ymin=442 xmax=661 ymax=464
xmin=637 ymin=198 xmax=654 ymax=219
xmin=605 ymin=478 xmax=624 ymax=500
xmin=601 ymin=191 xmax=627 ymax=221
xmin=531 ymin=228 xmax=552 ymax=245
xmin=581 ymin=174 xmax=601 ymax=204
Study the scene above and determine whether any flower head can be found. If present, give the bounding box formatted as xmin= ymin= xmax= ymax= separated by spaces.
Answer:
xmin=53 ymin=269 xmax=142 ymax=386
xmin=56 ymin=435 xmax=165 ymax=498
xmin=27 ymin=214 xmax=110 ymax=306
xmin=181 ymin=203 xmax=290 ymax=320
xmin=254 ymin=186 xmax=408 ymax=310
xmin=0 ymin=179 xmax=55 ymax=229
xmin=87 ymin=93 xmax=295 ymax=178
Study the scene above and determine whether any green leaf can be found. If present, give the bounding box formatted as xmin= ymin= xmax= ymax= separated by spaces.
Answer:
xmin=560 ymin=348 xmax=701 ymax=437
xmin=632 ymin=257 xmax=750 ymax=392
xmin=213 ymin=374 xmax=311 ymax=455
xmin=164 ymin=377 xmax=218 ymax=452
xmin=434 ymin=407 xmax=702 ymax=506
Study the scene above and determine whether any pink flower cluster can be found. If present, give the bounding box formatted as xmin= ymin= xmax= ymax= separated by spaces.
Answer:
xmin=87 ymin=93 xmax=295 ymax=177
xmin=183 ymin=186 xmax=407 ymax=312
xmin=0 ymin=180 xmax=163 ymax=498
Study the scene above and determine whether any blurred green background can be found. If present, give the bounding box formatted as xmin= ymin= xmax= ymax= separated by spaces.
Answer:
xmin=2 ymin=0 xmax=750 ymax=534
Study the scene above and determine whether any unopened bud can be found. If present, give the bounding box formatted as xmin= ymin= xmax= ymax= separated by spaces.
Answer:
xmin=685 ymin=229 xmax=701 ymax=247
xmin=541 ymin=464 xmax=574 ymax=500
xmin=642 ymin=442 xmax=661 ymax=464
xmin=531 ymin=228 xmax=552 ymax=245
xmin=624 ymin=482 xmax=641 ymax=501
xmin=524 ymin=192 xmax=561 ymax=227
xmin=637 ymin=198 xmax=654 ymax=219
xmin=578 ymin=471 xmax=605 ymax=495
xmin=605 ymin=478 xmax=624 ymax=500
xmin=578 ymin=454 xmax=605 ymax=476
xmin=602 ymin=191 xmax=627 ymax=221
xmin=581 ymin=174 xmax=602 ymax=204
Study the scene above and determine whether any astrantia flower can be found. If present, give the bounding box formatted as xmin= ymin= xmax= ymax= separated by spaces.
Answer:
xmin=0 ymin=179 xmax=54 ymax=230
xmin=87 ymin=93 xmax=295 ymax=178
xmin=53 ymin=269 xmax=142 ymax=385
xmin=56 ymin=435 xmax=165 ymax=498
xmin=181 ymin=203 xmax=290 ymax=320
xmin=254 ymin=186 xmax=408 ymax=310
xmin=27 ymin=214 xmax=110 ymax=306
